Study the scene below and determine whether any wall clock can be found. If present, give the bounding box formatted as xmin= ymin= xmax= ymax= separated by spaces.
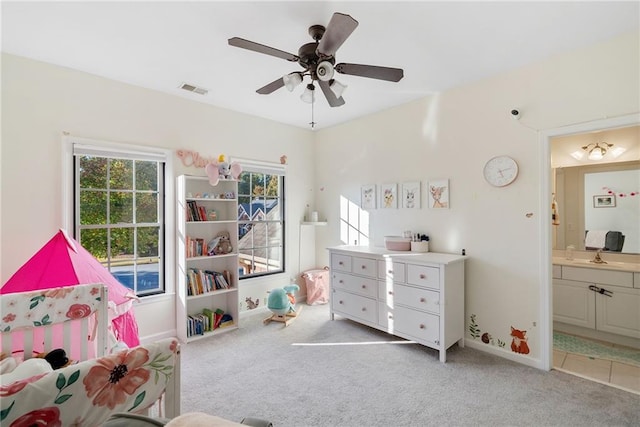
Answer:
xmin=483 ymin=155 xmax=519 ymax=187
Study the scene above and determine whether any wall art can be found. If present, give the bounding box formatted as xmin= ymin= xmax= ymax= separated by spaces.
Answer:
xmin=361 ymin=184 xmax=376 ymax=209
xmin=402 ymin=181 xmax=421 ymax=209
xmin=380 ymin=183 xmax=397 ymax=209
xmin=428 ymin=179 xmax=449 ymax=209
xmin=593 ymin=194 xmax=616 ymax=208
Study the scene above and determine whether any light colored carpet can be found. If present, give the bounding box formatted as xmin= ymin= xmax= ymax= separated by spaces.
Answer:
xmin=180 ymin=304 xmax=639 ymax=426
xmin=553 ymin=331 xmax=640 ymax=367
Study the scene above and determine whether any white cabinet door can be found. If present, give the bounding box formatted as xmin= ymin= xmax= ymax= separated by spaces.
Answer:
xmin=596 ymin=286 xmax=640 ymax=339
xmin=553 ymin=279 xmax=596 ymax=329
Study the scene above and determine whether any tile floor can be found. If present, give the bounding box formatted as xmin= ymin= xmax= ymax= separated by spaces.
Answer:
xmin=553 ymin=348 xmax=640 ymax=394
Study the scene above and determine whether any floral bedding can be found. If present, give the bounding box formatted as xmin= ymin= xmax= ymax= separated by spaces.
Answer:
xmin=0 ymin=337 xmax=179 ymax=427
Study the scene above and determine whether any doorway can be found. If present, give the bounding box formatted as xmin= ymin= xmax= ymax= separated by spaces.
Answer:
xmin=541 ymin=113 xmax=640 ymax=393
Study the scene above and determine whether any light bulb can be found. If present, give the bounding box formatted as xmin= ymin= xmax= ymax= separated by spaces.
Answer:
xmin=329 ymin=79 xmax=347 ymax=98
xmin=283 ymin=73 xmax=302 ymax=92
xmin=300 ymin=84 xmax=315 ymax=104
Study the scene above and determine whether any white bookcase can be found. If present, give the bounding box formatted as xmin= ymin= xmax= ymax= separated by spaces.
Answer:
xmin=176 ymin=175 xmax=239 ymax=343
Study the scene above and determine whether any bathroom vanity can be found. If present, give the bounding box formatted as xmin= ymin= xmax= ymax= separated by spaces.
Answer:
xmin=553 ymin=257 xmax=640 ymax=347
xmin=327 ymin=246 xmax=466 ymax=362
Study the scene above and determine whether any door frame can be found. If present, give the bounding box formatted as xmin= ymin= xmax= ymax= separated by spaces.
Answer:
xmin=539 ymin=113 xmax=640 ymax=371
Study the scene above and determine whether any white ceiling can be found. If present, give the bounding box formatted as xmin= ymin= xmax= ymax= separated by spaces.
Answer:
xmin=2 ymin=1 xmax=639 ymax=130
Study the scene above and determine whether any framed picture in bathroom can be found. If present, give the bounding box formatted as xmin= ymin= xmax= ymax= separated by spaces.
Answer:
xmin=593 ymin=194 xmax=616 ymax=208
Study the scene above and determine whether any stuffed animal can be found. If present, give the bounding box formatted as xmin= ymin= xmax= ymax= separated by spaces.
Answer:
xmin=213 ymin=231 xmax=232 ymax=255
xmin=205 ymin=154 xmax=242 ymax=186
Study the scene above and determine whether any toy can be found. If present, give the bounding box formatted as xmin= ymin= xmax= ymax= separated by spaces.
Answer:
xmin=205 ymin=154 xmax=242 ymax=186
xmin=207 ymin=231 xmax=232 ymax=256
xmin=263 ymin=284 xmax=302 ymax=326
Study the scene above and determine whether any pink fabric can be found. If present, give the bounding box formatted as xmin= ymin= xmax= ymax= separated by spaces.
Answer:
xmin=1 ymin=229 xmax=140 ymax=347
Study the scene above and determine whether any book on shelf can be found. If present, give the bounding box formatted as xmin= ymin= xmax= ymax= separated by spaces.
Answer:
xmin=187 ymin=268 xmax=233 ymax=295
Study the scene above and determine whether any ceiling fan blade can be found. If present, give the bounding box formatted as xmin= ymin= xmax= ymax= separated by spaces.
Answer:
xmin=316 ymin=13 xmax=359 ymax=58
xmin=335 ymin=63 xmax=404 ymax=82
xmin=256 ymin=77 xmax=285 ymax=94
xmin=228 ymin=37 xmax=299 ymax=62
xmin=318 ymin=80 xmax=345 ymax=107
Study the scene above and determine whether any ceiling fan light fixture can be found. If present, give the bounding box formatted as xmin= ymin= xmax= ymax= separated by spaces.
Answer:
xmin=283 ymin=73 xmax=303 ymax=92
xmin=316 ymin=61 xmax=334 ymax=82
xmin=300 ymin=83 xmax=316 ymax=103
xmin=329 ymin=79 xmax=347 ymax=98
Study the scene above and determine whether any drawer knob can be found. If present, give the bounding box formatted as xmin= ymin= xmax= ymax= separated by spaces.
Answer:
xmin=361 ymin=307 xmax=366 ymax=311
xmin=419 ymin=274 xmax=426 ymax=279
xmin=339 ymin=261 xmax=344 ymax=265
xmin=435 ymin=301 xmax=440 ymax=305
xmin=387 ymin=270 xmax=393 ymax=274
xmin=339 ymin=280 xmax=344 ymax=283
xmin=339 ymin=300 xmax=344 ymax=304
xmin=419 ymin=324 xmax=426 ymax=329
xmin=361 ymin=284 xmax=366 ymax=289
xmin=388 ymin=291 xmax=393 ymax=295
xmin=361 ymin=265 xmax=366 ymax=269
xmin=420 ymin=297 xmax=426 ymax=303
xmin=388 ymin=314 xmax=393 ymax=319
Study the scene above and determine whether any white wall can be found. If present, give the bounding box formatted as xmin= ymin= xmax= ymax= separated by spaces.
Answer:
xmin=1 ymin=53 xmax=315 ymax=342
xmin=314 ymin=30 xmax=640 ymax=366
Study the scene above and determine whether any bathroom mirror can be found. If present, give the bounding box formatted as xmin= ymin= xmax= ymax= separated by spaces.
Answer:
xmin=551 ymin=125 xmax=640 ymax=254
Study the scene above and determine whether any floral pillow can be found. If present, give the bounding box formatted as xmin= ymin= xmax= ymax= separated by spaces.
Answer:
xmin=0 ymin=337 xmax=179 ymax=427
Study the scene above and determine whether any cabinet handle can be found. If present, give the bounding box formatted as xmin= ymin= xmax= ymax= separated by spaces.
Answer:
xmin=420 ymin=297 xmax=426 ymax=303
xmin=419 ymin=274 xmax=426 ymax=279
xmin=419 ymin=324 xmax=425 ymax=329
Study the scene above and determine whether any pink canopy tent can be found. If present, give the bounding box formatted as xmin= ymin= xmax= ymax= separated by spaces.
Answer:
xmin=1 ymin=229 xmax=140 ymax=347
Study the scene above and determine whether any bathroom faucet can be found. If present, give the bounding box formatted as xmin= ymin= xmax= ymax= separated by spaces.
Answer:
xmin=590 ymin=249 xmax=608 ymax=264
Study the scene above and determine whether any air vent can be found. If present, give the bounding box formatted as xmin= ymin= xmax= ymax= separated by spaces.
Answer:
xmin=179 ymin=82 xmax=208 ymax=96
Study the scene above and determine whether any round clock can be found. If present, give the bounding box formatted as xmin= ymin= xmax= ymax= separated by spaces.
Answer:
xmin=483 ymin=155 xmax=519 ymax=187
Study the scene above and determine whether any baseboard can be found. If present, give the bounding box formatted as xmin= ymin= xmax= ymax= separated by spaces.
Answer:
xmin=465 ymin=339 xmax=542 ymax=369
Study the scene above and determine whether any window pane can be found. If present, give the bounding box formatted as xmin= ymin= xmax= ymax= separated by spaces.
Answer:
xmin=239 ymin=226 xmax=254 ymax=249
xmin=110 ymin=159 xmax=133 ymax=190
xmin=79 ymin=156 xmax=107 ymax=189
xmin=110 ymin=192 xmax=133 ymax=223
xmin=267 ymin=222 xmax=282 ymax=247
xmin=111 ymin=227 xmax=134 ymax=262
xmin=79 ymin=228 xmax=108 ymax=260
xmin=137 ymin=262 xmax=160 ymax=294
xmin=136 ymin=161 xmax=157 ymax=191
xmin=136 ymin=192 xmax=158 ymax=223
xmin=267 ymin=247 xmax=282 ymax=272
xmin=79 ymin=190 xmax=107 ymax=225
xmin=265 ymin=198 xmax=280 ymax=220
xmin=137 ymin=226 xmax=159 ymax=257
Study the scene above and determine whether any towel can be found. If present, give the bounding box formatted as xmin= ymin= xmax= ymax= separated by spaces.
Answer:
xmin=585 ymin=230 xmax=607 ymax=249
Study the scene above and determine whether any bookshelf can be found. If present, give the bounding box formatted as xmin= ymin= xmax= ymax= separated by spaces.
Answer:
xmin=176 ymin=175 xmax=239 ymax=343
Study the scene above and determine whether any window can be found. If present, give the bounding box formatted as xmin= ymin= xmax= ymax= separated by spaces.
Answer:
xmin=70 ymin=141 xmax=169 ymax=296
xmin=237 ymin=162 xmax=285 ymax=279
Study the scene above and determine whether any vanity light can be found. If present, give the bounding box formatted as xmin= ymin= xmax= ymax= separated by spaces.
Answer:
xmin=581 ymin=142 xmax=614 ymax=161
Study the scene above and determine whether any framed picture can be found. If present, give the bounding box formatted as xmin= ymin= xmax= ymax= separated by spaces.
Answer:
xmin=380 ymin=183 xmax=397 ymax=209
xmin=361 ymin=184 xmax=376 ymax=209
xmin=428 ymin=179 xmax=449 ymax=209
xmin=402 ymin=181 xmax=421 ymax=209
xmin=593 ymin=194 xmax=616 ymax=208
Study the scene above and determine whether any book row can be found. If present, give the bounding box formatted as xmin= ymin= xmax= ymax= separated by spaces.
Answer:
xmin=187 ymin=268 xmax=232 ymax=296
xmin=186 ymin=200 xmax=217 ymax=222
xmin=187 ymin=308 xmax=234 ymax=337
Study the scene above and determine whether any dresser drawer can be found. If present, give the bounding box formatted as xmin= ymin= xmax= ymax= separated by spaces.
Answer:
xmin=332 ymin=289 xmax=377 ymax=324
xmin=332 ymin=272 xmax=378 ymax=298
xmin=406 ymin=264 xmax=440 ymax=289
xmin=379 ymin=304 xmax=439 ymax=344
xmin=352 ymin=256 xmax=377 ymax=278
xmin=331 ymin=253 xmax=351 ymax=272
xmin=377 ymin=260 xmax=406 ymax=283
xmin=395 ymin=284 xmax=440 ymax=314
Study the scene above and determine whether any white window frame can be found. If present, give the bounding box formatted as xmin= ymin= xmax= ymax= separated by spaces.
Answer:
xmin=62 ymin=134 xmax=175 ymax=299
xmin=233 ymin=158 xmax=286 ymax=281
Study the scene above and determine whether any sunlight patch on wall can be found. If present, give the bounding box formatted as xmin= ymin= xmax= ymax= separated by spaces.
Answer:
xmin=421 ymin=94 xmax=441 ymax=144
xmin=340 ymin=195 xmax=370 ymax=246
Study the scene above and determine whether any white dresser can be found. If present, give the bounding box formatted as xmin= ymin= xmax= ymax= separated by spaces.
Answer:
xmin=328 ymin=246 xmax=466 ymax=362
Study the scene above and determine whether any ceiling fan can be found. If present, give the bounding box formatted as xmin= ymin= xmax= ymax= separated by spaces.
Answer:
xmin=228 ymin=12 xmax=404 ymax=108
